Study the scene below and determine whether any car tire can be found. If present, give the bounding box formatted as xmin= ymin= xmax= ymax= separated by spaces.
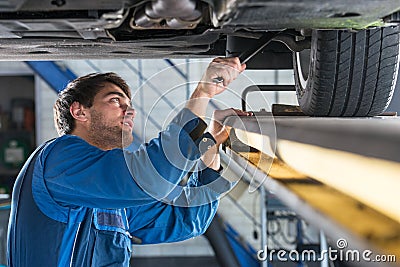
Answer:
xmin=293 ymin=26 xmax=400 ymax=116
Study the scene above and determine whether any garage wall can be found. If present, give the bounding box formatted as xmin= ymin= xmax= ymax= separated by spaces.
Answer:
xmin=34 ymin=78 xmax=58 ymax=143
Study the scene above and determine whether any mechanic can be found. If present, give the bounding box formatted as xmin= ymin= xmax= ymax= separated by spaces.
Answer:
xmin=7 ymin=57 xmax=249 ymax=266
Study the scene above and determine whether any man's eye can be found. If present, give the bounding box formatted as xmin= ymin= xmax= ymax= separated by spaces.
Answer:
xmin=111 ymin=98 xmax=120 ymax=103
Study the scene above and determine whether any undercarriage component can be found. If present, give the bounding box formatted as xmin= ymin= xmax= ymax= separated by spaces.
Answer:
xmin=0 ymin=0 xmax=26 ymax=11
xmin=273 ymin=33 xmax=311 ymax=52
xmin=130 ymin=0 xmax=203 ymax=29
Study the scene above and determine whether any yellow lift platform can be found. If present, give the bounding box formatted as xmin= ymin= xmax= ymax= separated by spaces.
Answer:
xmin=222 ymin=111 xmax=400 ymax=266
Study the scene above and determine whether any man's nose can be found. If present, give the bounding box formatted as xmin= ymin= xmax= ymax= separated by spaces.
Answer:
xmin=124 ymin=107 xmax=136 ymax=118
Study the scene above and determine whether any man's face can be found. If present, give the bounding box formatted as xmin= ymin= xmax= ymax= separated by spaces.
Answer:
xmin=86 ymin=82 xmax=135 ymax=149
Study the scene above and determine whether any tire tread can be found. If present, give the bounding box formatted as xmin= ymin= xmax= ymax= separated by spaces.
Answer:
xmin=294 ymin=26 xmax=400 ymax=116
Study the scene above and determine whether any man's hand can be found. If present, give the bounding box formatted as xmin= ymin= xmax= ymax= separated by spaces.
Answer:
xmin=197 ymin=57 xmax=246 ymax=98
xmin=186 ymin=57 xmax=246 ymax=118
xmin=201 ymin=108 xmax=252 ymax=171
xmin=208 ymin=108 xmax=252 ymax=145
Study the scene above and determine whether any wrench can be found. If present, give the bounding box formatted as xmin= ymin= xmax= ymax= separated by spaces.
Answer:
xmin=212 ymin=31 xmax=283 ymax=84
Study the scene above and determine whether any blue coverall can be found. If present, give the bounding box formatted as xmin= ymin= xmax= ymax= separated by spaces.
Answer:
xmin=7 ymin=108 xmax=233 ymax=266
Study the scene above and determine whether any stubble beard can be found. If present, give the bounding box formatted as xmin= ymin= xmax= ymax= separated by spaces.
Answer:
xmin=88 ymin=109 xmax=133 ymax=150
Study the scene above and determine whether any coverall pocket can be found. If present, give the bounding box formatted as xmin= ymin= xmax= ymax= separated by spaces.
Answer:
xmin=91 ymin=209 xmax=132 ymax=267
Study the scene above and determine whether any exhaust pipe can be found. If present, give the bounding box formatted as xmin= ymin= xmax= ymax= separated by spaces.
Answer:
xmin=132 ymin=0 xmax=202 ymax=29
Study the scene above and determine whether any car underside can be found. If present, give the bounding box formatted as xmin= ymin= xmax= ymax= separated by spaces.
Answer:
xmin=1 ymin=0 xmax=400 ymax=116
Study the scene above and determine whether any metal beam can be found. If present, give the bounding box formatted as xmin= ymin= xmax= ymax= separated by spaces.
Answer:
xmin=25 ymin=61 xmax=76 ymax=93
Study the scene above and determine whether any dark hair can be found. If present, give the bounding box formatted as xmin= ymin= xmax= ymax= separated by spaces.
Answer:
xmin=54 ymin=72 xmax=131 ymax=136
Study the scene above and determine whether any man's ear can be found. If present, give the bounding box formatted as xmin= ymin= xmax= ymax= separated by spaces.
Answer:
xmin=70 ymin=101 xmax=88 ymax=122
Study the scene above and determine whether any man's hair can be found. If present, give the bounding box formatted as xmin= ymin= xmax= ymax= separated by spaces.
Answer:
xmin=54 ymin=72 xmax=131 ymax=136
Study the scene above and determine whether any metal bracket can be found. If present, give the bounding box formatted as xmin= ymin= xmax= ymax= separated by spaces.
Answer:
xmin=241 ymin=84 xmax=295 ymax=111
